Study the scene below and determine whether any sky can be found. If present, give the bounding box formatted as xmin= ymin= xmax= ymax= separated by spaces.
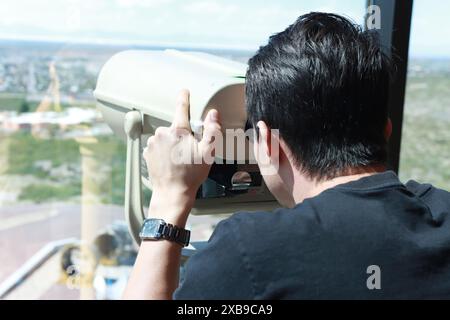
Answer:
xmin=0 ymin=0 xmax=449 ymax=57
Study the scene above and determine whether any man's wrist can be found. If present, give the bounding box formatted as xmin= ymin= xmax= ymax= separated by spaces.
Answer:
xmin=147 ymin=188 xmax=195 ymax=228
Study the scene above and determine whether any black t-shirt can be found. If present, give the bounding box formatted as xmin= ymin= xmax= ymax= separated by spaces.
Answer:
xmin=174 ymin=171 xmax=450 ymax=299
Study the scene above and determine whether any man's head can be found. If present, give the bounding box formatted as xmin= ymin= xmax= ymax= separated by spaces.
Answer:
xmin=246 ymin=12 xmax=393 ymax=205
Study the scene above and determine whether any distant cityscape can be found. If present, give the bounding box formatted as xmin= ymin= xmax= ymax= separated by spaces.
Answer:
xmin=0 ymin=39 xmax=252 ymax=98
xmin=0 ymin=40 xmax=253 ymax=138
xmin=0 ymin=42 xmax=104 ymax=100
xmin=0 ymin=39 xmax=448 ymax=104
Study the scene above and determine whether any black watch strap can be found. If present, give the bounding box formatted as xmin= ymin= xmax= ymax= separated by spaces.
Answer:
xmin=160 ymin=223 xmax=190 ymax=247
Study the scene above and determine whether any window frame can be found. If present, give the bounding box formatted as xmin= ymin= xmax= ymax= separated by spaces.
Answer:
xmin=366 ymin=0 xmax=414 ymax=173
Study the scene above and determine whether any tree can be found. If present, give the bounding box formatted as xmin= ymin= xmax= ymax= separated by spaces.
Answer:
xmin=19 ymin=100 xmax=30 ymax=113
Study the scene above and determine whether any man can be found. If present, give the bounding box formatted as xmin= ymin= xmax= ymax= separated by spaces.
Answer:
xmin=123 ymin=13 xmax=450 ymax=299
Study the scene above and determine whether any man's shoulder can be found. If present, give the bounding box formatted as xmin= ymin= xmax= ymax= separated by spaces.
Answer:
xmin=405 ymin=179 xmax=450 ymax=200
xmin=405 ymin=179 xmax=450 ymax=221
xmin=218 ymin=205 xmax=322 ymax=244
xmin=224 ymin=207 xmax=301 ymax=229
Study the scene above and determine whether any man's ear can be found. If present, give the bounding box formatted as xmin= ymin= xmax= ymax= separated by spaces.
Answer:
xmin=256 ymin=121 xmax=280 ymax=175
xmin=256 ymin=121 xmax=271 ymax=158
xmin=385 ymin=118 xmax=392 ymax=141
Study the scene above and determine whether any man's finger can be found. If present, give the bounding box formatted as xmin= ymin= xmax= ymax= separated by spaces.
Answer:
xmin=171 ymin=89 xmax=192 ymax=131
xmin=201 ymin=109 xmax=221 ymax=142
xmin=199 ymin=109 xmax=222 ymax=158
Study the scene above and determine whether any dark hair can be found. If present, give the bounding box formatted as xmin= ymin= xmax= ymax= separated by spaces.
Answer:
xmin=246 ymin=12 xmax=393 ymax=180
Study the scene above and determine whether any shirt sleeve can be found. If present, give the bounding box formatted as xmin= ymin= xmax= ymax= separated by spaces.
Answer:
xmin=406 ymin=180 xmax=450 ymax=222
xmin=173 ymin=216 xmax=256 ymax=299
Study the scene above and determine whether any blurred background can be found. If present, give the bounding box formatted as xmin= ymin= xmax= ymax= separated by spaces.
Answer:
xmin=0 ymin=0 xmax=448 ymax=299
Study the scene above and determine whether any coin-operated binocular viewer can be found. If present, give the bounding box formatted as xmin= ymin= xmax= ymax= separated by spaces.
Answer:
xmin=94 ymin=49 xmax=277 ymax=244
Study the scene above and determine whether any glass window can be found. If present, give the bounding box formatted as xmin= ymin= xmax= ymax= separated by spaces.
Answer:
xmin=0 ymin=0 xmax=365 ymax=299
xmin=399 ymin=0 xmax=450 ymax=190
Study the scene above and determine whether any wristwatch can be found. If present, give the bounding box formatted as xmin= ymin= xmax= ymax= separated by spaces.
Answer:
xmin=139 ymin=218 xmax=190 ymax=247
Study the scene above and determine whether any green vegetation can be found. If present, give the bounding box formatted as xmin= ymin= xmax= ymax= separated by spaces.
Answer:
xmin=92 ymin=135 xmax=128 ymax=205
xmin=3 ymin=132 xmax=134 ymax=205
xmin=0 ymin=93 xmax=96 ymax=112
xmin=0 ymin=93 xmax=29 ymax=111
xmin=18 ymin=182 xmax=81 ymax=203
xmin=7 ymin=132 xmax=80 ymax=175
xmin=19 ymin=100 xmax=30 ymax=113
xmin=399 ymin=72 xmax=450 ymax=190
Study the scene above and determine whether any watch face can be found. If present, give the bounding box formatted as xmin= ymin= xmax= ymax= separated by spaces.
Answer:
xmin=140 ymin=219 xmax=165 ymax=239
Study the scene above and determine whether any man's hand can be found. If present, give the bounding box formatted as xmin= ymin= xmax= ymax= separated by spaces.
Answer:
xmin=123 ymin=90 xmax=221 ymax=300
xmin=143 ymin=89 xmax=221 ymax=226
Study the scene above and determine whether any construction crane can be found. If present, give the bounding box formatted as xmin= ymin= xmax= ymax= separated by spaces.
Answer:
xmin=36 ymin=61 xmax=62 ymax=113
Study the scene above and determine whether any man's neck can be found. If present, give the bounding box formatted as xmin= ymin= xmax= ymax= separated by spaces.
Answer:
xmin=292 ymin=166 xmax=386 ymax=204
